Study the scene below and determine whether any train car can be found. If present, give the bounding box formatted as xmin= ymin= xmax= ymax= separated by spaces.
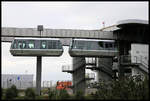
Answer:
xmin=10 ymin=38 xmax=63 ymax=56
xmin=69 ymin=38 xmax=118 ymax=57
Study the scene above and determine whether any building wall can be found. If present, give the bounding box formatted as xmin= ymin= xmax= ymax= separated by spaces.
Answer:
xmin=1 ymin=74 xmax=33 ymax=89
xmin=131 ymin=44 xmax=149 ymax=78
xmin=131 ymin=44 xmax=149 ymax=66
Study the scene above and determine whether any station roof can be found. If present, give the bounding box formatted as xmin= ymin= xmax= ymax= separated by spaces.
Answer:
xmin=116 ymin=19 xmax=148 ymax=29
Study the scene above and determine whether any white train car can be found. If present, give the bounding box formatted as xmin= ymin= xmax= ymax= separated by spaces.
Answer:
xmin=10 ymin=38 xmax=63 ymax=56
xmin=69 ymin=38 xmax=118 ymax=57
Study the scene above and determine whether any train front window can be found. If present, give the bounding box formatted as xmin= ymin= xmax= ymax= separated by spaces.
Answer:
xmin=12 ymin=40 xmax=17 ymax=49
xmin=73 ymin=40 xmax=77 ymax=49
xmin=14 ymin=43 xmax=17 ymax=49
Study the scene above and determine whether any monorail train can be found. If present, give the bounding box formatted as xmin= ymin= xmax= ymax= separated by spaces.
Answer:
xmin=69 ymin=38 xmax=118 ymax=57
xmin=10 ymin=38 xmax=63 ymax=56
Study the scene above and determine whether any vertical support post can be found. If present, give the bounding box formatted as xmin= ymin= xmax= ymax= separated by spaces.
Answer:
xmin=36 ymin=56 xmax=42 ymax=95
xmin=72 ymin=57 xmax=85 ymax=94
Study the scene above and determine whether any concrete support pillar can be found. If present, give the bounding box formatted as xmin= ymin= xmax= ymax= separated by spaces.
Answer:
xmin=72 ymin=57 xmax=86 ymax=94
xmin=36 ymin=56 xmax=42 ymax=95
xmin=118 ymin=40 xmax=131 ymax=78
xmin=96 ymin=58 xmax=113 ymax=83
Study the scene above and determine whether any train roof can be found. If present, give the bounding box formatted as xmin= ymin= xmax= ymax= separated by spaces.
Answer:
xmin=73 ymin=38 xmax=115 ymax=42
xmin=14 ymin=37 xmax=60 ymax=40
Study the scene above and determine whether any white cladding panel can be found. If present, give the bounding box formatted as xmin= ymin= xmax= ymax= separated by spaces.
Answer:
xmin=131 ymin=44 xmax=149 ymax=67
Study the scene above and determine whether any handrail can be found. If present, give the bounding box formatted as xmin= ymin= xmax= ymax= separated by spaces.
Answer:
xmin=120 ymin=55 xmax=149 ymax=73
xmin=133 ymin=55 xmax=148 ymax=67
xmin=86 ymin=57 xmax=96 ymax=64
xmin=98 ymin=61 xmax=113 ymax=74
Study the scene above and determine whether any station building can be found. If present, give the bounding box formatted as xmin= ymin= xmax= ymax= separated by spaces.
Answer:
xmin=1 ymin=74 xmax=33 ymax=89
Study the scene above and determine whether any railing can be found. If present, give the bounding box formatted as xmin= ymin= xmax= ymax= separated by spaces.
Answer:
xmin=120 ymin=55 xmax=149 ymax=73
xmin=62 ymin=65 xmax=72 ymax=72
xmin=120 ymin=55 xmax=131 ymax=64
xmin=120 ymin=55 xmax=148 ymax=67
xmin=133 ymin=55 xmax=148 ymax=68
xmin=86 ymin=57 xmax=96 ymax=65
xmin=85 ymin=73 xmax=95 ymax=79
xmin=98 ymin=61 xmax=113 ymax=76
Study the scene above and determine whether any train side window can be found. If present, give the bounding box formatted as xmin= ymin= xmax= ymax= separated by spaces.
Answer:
xmin=48 ymin=40 xmax=52 ymax=49
xmin=105 ymin=43 xmax=112 ymax=49
xmin=109 ymin=43 xmax=113 ymax=49
xmin=52 ymin=41 xmax=56 ymax=49
xmin=22 ymin=41 xmax=26 ymax=49
xmin=28 ymin=41 xmax=34 ymax=49
xmin=98 ymin=41 xmax=103 ymax=48
xmin=105 ymin=43 xmax=108 ymax=49
xmin=18 ymin=41 xmax=22 ymax=49
xmin=87 ymin=41 xmax=91 ymax=50
xmin=41 ymin=41 xmax=46 ymax=49
xmin=79 ymin=41 xmax=85 ymax=49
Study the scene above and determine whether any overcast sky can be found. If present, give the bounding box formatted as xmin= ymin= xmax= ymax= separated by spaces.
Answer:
xmin=2 ymin=1 xmax=148 ymax=83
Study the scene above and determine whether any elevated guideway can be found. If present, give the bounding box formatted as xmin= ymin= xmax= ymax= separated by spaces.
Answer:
xmin=2 ymin=27 xmax=116 ymax=46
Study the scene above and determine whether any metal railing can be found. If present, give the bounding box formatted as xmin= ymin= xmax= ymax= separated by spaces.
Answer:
xmin=120 ymin=55 xmax=131 ymax=64
xmin=120 ymin=55 xmax=148 ymax=67
xmin=133 ymin=55 xmax=148 ymax=68
xmin=120 ymin=55 xmax=149 ymax=73
xmin=85 ymin=73 xmax=95 ymax=79
xmin=86 ymin=57 xmax=96 ymax=65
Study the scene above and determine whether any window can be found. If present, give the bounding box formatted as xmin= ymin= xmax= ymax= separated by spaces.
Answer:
xmin=14 ymin=43 xmax=17 ymax=48
xmin=78 ymin=41 xmax=85 ymax=49
xmin=53 ymin=41 xmax=56 ymax=49
xmin=28 ymin=41 xmax=34 ymax=49
xmin=18 ymin=41 xmax=22 ymax=49
xmin=87 ymin=41 xmax=91 ymax=50
xmin=98 ymin=41 xmax=103 ymax=48
xmin=105 ymin=42 xmax=113 ymax=49
xmin=22 ymin=41 xmax=26 ymax=49
xmin=13 ymin=40 xmax=17 ymax=49
xmin=56 ymin=41 xmax=62 ymax=49
xmin=73 ymin=40 xmax=77 ymax=49
xmin=48 ymin=40 xmax=52 ymax=49
xmin=41 ymin=41 xmax=46 ymax=49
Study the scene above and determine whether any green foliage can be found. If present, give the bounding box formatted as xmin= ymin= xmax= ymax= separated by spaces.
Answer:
xmin=25 ymin=88 xmax=35 ymax=100
xmin=5 ymin=85 xmax=18 ymax=99
xmin=58 ymin=89 xmax=70 ymax=100
xmin=75 ymin=90 xmax=84 ymax=100
xmin=48 ymin=88 xmax=70 ymax=100
xmin=48 ymin=88 xmax=57 ymax=100
xmin=91 ymin=76 xmax=149 ymax=100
